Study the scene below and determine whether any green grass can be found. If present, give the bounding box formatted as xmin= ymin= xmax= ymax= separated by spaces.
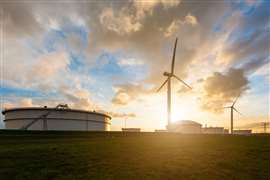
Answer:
xmin=0 ymin=130 xmax=269 ymax=180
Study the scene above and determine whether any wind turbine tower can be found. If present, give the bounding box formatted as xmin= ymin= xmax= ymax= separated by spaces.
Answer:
xmin=224 ymin=95 xmax=242 ymax=134
xmin=157 ymin=38 xmax=192 ymax=131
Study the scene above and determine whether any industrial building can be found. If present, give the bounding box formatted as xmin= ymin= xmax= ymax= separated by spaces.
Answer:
xmin=2 ymin=105 xmax=111 ymax=131
xmin=169 ymin=120 xmax=202 ymax=134
xmin=155 ymin=129 xmax=168 ymax=132
xmin=233 ymin=129 xmax=252 ymax=135
xmin=202 ymin=127 xmax=229 ymax=134
xmin=122 ymin=128 xmax=141 ymax=132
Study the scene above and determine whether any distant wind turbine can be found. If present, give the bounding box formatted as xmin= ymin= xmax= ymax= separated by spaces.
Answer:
xmin=224 ymin=95 xmax=242 ymax=134
xmin=157 ymin=38 xmax=192 ymax=131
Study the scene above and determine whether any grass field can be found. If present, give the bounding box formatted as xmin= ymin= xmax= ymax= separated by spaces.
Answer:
xmin=0 ymin=130 xmax=269 ymax=180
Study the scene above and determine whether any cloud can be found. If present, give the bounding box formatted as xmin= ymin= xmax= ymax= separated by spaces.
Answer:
xmin=58 ymin=85 xmax=94 ymax=110
xmin=3 ymin=98 xmax=34 ymax=109
xmin=112 ymin=84 xmax=152 ymax=105
xmin=2 ymin=46 xmax=95 ymax=111
xmin=19 ymin=98 xmax=33 ymax=107
xmin=99 ymin=0 xmax=181 ymax=36
xmin=93 ymin=0 xmax=266 ymax=107
xmin=164 ymin=13 xmax=198 ymax=37
xmin=117 ymin=58 xmax=144 ymax=66
xmin=99 ymin=7 xmax=142 ymax=35
xmin=184 ymin=13 xmax=198 ymax=26
xmin=2 ymin=102 xmax=15 ymax=109
xmin=160 ymin=0 xmax=181 ymax=8
xmin=2 ymin=87 xmax=94 ymax=112
xmin=2 ymin=7 xmax=96 ymax=111
xmin=252 ymin=61 xmax=270 ymax=84
xmin=134 ymin=0 xmax=181 ymax=15
xmin=177 ymin=85 xmax=192 ymax=95
xmin=241 ymin=56 xmax=269 ymax=74
xmin=90 ymin=1 xmax=227 ymax=90
xmin=112 ymin=91 xmax=132 ymax=105
xmin=27 ymin=52 xmax=69 ymax=81
xmin=3 ymin=50 xmax=71 ymax=92
xmin=1 ymin=0 xmax=268 ymax=122
xmin=107 ymin=112 xmax=136 ymax=118
xmin=96 ymin=109 xmax=136 ymax=119
xmin=164 ymin=20 xmax=180 ymax=38
xmin=200 ymin=68 xmax=249 ymax=113
xmin=3 ymin=3 xmax=44 ymax=37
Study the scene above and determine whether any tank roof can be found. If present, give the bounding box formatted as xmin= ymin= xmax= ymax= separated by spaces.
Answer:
xmin=2 ymin=107 xmax=111 ymax=119
xmin=172 ymin=120 xmax=202 ymax=126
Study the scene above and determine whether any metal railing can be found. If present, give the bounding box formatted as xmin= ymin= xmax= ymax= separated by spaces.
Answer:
xmin=20 ymin=104 xmax=69 ymax=130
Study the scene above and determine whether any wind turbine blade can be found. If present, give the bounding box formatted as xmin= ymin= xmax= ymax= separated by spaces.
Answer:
xmin=232 ymin=94 xmax=240 ymax=106
xmin=172 ymin=75 xmax=192 ymax=89
xmin=233 ymin=107 xmax=243 ymax=116
xmin=223 ymin=106 xmax=231 ymax=108
xmin=157 ymin=78 xmax=169 ymax=92
xmin=171 ymin=38 xmax=178 ymax=74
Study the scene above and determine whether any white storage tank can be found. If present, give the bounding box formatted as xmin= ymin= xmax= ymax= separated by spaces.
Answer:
xmin=2 ymin=105 xmax=111 ymax=131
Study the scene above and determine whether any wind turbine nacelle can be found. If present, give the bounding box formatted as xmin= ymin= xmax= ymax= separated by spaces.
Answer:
xmin=163 ymin=72 xmax=172 ymax=77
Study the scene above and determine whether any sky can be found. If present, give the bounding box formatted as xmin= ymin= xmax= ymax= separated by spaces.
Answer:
xmin=0 ymin=0 xmax=269 ymax=131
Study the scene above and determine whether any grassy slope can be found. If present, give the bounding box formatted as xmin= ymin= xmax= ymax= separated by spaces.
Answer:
xmin=0 ymin=130 xmax=269 ymax=180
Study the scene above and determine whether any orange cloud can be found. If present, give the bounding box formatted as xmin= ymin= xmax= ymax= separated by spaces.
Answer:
xmin=112 ymin=84 xmax=153 ymax=106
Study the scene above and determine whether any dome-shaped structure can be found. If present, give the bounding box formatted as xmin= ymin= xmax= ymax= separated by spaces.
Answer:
xmin=169 ymin=120 xmax=202 ymax=134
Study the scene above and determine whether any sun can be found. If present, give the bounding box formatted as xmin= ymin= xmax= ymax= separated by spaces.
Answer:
xmin=171 ymin=104 xmax=187 ymax=123
xmin=171 ymin=99 xmax=197 ymax=123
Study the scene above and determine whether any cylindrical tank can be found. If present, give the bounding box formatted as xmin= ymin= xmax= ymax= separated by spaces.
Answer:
xmin=2 ymin=107 xmax=111 ymax=131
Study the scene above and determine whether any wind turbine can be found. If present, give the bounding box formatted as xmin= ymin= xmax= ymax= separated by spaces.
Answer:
xmin=224 ymin=95 xmax=242 ymax=134
xmin=157 ymin=38 xmax=192 ymax=131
